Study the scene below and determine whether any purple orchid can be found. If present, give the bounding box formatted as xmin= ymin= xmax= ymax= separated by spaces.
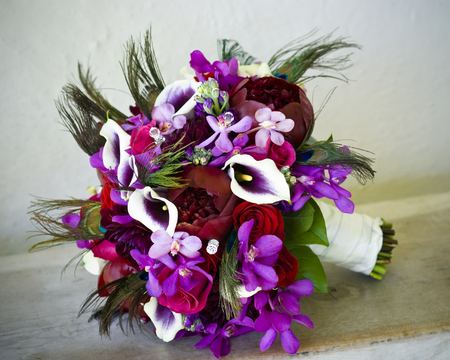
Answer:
xmin=190 ymin=50 xmax=242 ymax=90
xmin=208 ymin=134 xmax=267 ymax=167
xmin=151 ymin=103 xmax=186 ymax=135
xmin=253 ymin=280 xmax=314 ymax=354
xmin=159 ymin=255 xmax=213 ymax=297
xmin=237 ymin=219 xmax=283 ymax=292
xmin=328 ymin=167 xmax=354 ymax=213
xmin=196 ymin=113 xmax=252 ymax=153
xmin=130 ymin=249 xmax=162 ymax=297
xmin=254 ymin=107 xmax=294 ymax=148
xmin=194 ymin=317 xmax=254 ymax=358
xmin=121 ymin=112 xmax=151 ymax=132
xmin=149 ymin=230 xmax=202 ymax=261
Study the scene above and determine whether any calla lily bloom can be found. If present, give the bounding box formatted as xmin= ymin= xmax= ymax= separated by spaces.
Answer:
xmin=224 ymin=154 xmax=291 ymax=204
xmin=143 ymin=297 xmax=185 ymax=342
xmin=99 ymin=119 xmax=138 ymax=190
xmin=128 ymin=187 xmax=178 ymax=236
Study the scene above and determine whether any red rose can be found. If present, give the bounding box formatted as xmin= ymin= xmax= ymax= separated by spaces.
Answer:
xmin=274 ymin=246 xmax=299 ymax=288
xmin=157 ymin=265 xmax=213 ymax=314
xmin=129 ymin=122 xmax=157 ymax=154
xmin=230 ymin=77 xmax=314 ymax=149
xmin=97 ymin=257 xmax=139 ymax=296
xmin=233 ymin=202 xmax=285 ymax=243
xmin=266 ymin=139 xmax=296 ymax=169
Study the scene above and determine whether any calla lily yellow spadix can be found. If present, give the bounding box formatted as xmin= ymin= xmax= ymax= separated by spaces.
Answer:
xmin=224 ymin=154 xmax=291 ymax=205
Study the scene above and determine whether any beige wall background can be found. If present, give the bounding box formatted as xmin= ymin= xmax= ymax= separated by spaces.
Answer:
xmin=1 ymin=0 xmax=449 ymax=255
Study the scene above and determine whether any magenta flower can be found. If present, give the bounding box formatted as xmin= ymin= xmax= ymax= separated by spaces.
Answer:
xmin=254 ymin=107 xmax=294 ymax=148
xmin=254 ymin=280 xmax=314 ymax=354
xmin=237 ymin=219 xmax=283 ymax=292
xmin=196 ymin=113 xmax=252 ymax=153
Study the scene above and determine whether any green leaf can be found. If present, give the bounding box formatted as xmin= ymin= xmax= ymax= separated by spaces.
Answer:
xmin=283 ymin=198 xmax=329 ymax=248
xmin=290 ymin=246 xmax=328 ymax=293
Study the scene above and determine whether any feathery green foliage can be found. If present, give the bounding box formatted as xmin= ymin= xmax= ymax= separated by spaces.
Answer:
xmin=78 ymin=64 xmax=128 ymax=121
xmin=219 ymin=231 xmax=242 ymax=320
xmin=217 ymin=39 xmax=257 ymax=65
xmin=78 ymin=272 xmax=149 ymax=337
xmin=122 ymin=28 xmax=165 ymax=120
xmin=296 ymin=140 xmax=375 ymax=184
xmin=56 ymin=90 xmax=105 ymax=156
xmin=137 ymin=136 xmax=191 ymax=189
xmin=268 ymin=29 xmax=361 ymax=84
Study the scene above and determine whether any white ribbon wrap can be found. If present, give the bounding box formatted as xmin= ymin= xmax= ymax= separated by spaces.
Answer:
xmin=309 ymin=201 xmax=383 ymax=275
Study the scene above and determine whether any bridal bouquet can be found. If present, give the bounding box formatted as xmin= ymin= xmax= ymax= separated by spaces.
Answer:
xmin=29 ymin=30 xmax=397 ymax=357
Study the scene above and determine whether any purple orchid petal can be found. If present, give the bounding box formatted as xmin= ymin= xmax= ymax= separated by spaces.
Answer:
xmin=179 ymin=236 xmax=202 ymax=258
xmin=254 ymin=309 xmax=271 ymax=332
xmin=270 ymin=130 xmax=285 ymax=146
xmin=128 ymin=187 xmax=178 ymax=235
xmin=270 ymin=111 xmax=286 ymax=122
xmin=158 ymin=254 xmax=177 ymax=270
xmin=278 ymin=292 xmax=301 ymax=314
xmin=90 ymin=150 xmax=107 ymax=171
xmin=254 ymin=290 xmax=268 ymax=311
xmin=255 ymin=107 xmax=272 ymax=123
xmin=196 ymin=132 xmax=218 ymax=149
xmin=162 ymin=270 xmax=179 ymax=297
xmin=334 ymin=196 xmax=354 ymax=214
xmin=228 ymin=116 xmax=252 ymax=133
xmin=251 ymin=261 xmax=279 ymax=287
xmin=276 ymin=119 xmax=295 ymax=132
xmin=110 ymin=188 xmax=129 ymax=205
xmin=195 ymin=333 xmax=218 ymax=348
xmin=211 ymin=335 xmax=229 ymax=359
xmin=271 ymin=311 xmax=292 ymax=332
xmin=206 ymin=115 xmax=221 ymax=132
xmin=111 ymin=214 xmax=134 ymax=225
xmin=146 ymin=272 xmax=163 ymax=297
xmin=255 ymin=128 xmax=270 ymax=148
xmin=216 ymin=131 xmax=233 ymax=152
xmin=152 ymin=103 xmax=175 ymax=122
xmin=238 ymin=219 xmax=254 ymax=250
xmin=292 ymin=194 xmax=311 ymax=212
xmin=179 ymin=272 xmax=199 ymax=292
xmin=172 ymin=115 xmax=186 ymax=129
xmin=233 ymin=134 xmax=249 ymax=147
xmin=293 ymin=314 xmax=314 ymax=329
xmin=143 ymin=297 xmax=184 ymax=342
xmin=280 ymin=329 xmax=300 ymax=354
xmin=242 ymin=260 xmax=259 ymax=292
xmin=287 ymin=279 xmax=314 ymax=297
xmin=254 ymin=235 xmax=283 ymax=257
xmin=313 ymin=181 xmax=339 ymax=200
xmin=260 ymin=327 xmax=277 ymax=352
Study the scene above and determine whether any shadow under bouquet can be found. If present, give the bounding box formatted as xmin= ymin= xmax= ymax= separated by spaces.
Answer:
xmin=29 ymin=29 xmax=397 ymax=358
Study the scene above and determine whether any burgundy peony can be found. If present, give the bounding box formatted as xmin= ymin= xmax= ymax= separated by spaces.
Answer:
xmin=233 ymin=201 xmax=285 ymax=243
xmin=157 ymin=265 xmax=213 ymax=314
xmin=230 ymin=77 xmax=314 ymax=149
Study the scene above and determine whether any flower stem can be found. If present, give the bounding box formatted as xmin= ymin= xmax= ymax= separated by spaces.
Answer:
xmin=371 ymin=220 xmax=397 ymax=280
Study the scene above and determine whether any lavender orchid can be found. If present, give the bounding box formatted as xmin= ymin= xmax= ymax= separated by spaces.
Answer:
xmin=130 ymin=249 xmax=162 ymax=297
xmin=196 ymin=113 xmax=252 ymax=153
xmin=237 ymin=219 xmax=283 ymax=292
xmin=151 ymin=103 xmax=186 ymax=135
xmin=254 ymin=107 xmax=294 ymax=148
xmin=149 ymin=230 xmax=202 ymax=261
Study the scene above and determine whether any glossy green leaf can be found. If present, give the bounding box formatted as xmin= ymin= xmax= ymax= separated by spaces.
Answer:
xmin=283 ymin=198 xmax=329 ymax=248
xmin=290 ymin=246 xmax=328 ymax=293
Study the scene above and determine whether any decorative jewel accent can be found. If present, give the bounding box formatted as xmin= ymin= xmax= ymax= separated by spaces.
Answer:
xmin=206 ymin=239 xmax=220 ymax=254
xmin=149 ymin=127 xmax=166 ymax=144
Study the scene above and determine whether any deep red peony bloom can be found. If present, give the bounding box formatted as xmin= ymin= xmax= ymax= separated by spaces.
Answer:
xmin=232 ymin=201 xmax=285 ymax=243
xmin=230 ymin=77 xmax=314 ymax=149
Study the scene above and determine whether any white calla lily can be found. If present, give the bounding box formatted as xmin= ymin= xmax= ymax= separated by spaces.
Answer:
xmin=223 ymin=154 xmax=291 ymax=204
xmin=128 ymin=187 xmax=178 ymax=236
xmin=143 ymin=297 xmax=185 ymax=342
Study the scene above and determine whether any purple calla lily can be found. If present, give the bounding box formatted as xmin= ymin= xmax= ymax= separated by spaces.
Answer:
xmin=224 ymin=154 xmax=291 ymax=204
